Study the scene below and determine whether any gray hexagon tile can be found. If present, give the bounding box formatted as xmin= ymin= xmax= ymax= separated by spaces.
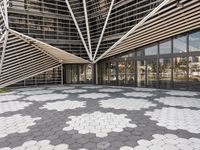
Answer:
xmin=120 ymin=134 xmax=200 ymax=150
xmin=132 ymin=88 xmax=157 ymax=92
xmin=25 ymin=94 xmax=68 ymax=101
xmin=123 ymin=92 xmax=154 ymax=97
xmin=0 ymin=114 xmax=41 ymax=138
xmin=40 ymin=100 xmax=86 ymax=111
xmin=63 ymin=111 xmax=137 ymax=137
xmin=14 ymin=87 xmax=45 ymax=91
xmin=0 ymin=101 xmax=32 ymax=114
xmin=99 ymin=88 xmax=123 ymax=93
xmin=154 ymin=96 xmax=200 ymax=108
xmin=0 ymin=95 xmax=23 ymax=102
xmin=165 ymin=90 xmax=198 ymax=96
xmin=145 ymin=107 xmax=200 ymax=133
xmin=78 ymin=93 xmax=110 ymax=99
xmin=48 ymin=86 xmax=75 ymax=90
xmin=99 ymin=98 xmax=156 ymax=110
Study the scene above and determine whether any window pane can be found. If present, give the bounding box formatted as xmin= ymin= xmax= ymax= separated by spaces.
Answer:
xmin=118 ymin=62 xmax=126 ymax=85
xmin=126 ymin=61 xmax=135 ymax=85
xmin=147 ymin=59 xmax=158 ymax=88
xmin=145 ymin=44 xmax=158 ymax=56
xmin=173 ymin=35 xmax=187 ymax=53
xmin=137 ymin=60 xmax=146 ymax=87
xmin=159 ymin=39 xmax=171 ymax=54
xmin=188 ymin=56 xmax=200 ymax=90
xmin=159 ymin=58 xmax=171 ymax=89
xmin=109 ymin=62 xmax=117 ymax=85
xmin=189 ymin=31 xmax=200 ymax=52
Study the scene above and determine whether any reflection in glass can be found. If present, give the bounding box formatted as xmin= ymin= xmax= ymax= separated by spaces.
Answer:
xmin=159 ymin=58 xmax=171 ymax=88
xmin=103 ymin=62 xmax=109 ymax=84
xmin=109 ymin=62 xmax=117 ymax=85
xmin=86 ymin=64 xmax=92 ymax=83
xmin=173 ymin=35 xmax=187 ymax=53
xmin=188 ymin=56 xmax=200 ymax=90
xmin=159 ymin=39 xmax=171 ymax=55
xmin=137 ymin=60 xmax=146 ymax=87
xmin=189 ymin=31 xmax=200 ymax=52
xmin=126 ymin=61 xmax=135 ymax=85
xmin=173 ymin=57 xmax=187 ymax=89
xmin=118 ymin=62 xmax=126 ymax=85
xmin=79 ymin=65 xmax=85 ymax=83
xmin=147 ymin=59 xmax=158 ymax=88
xmin=71 ymin=65 xmax=78 ymax=84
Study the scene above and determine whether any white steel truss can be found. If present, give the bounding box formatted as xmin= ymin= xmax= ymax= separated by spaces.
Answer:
xmin=94 ymin=0 xmax=171 ymax=63
xmin=65 ymin=0 xmax=92 ymax=61
xmin=83 ymin=0 xmax=92 ymax=56
xmin=92 ymin=0 xmax=115 ymax=61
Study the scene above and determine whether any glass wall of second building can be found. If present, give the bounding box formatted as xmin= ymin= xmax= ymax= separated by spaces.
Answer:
xmin=98 ymin=29 xmax=200 ymax=90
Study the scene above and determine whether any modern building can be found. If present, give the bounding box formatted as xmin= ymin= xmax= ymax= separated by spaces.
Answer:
xmin=0 ymin=0 xmax=199 ymax=90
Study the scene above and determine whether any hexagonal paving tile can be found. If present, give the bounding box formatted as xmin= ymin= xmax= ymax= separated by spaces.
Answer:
xmin=99 ymin=88 xmax=123 ymax=93
xmin=145 ymin=107 xmax=200 ymax=133
xmin=0 ymin=114 xmax=41 ymax=138
xmin=120 ymin=134 xmax=200 ymax=150
xmin=0 ymin=140 xmax=71 ymax=150
xmin=40 ymin=100 xmax=86 ymax=111
xmin=0 ymin=95 xmax=23 ymax=102
xmin=154 ymin=96 xmax=200 ymax=108
xmin=63 ymin=111 xmax=137 ymax=137
xmin=48 ymin=86 xmax=75 ymax=90
xmin=99 ymin=98 xmax=156 ymax=110
xmin=78 ymin=93 xmax=110 ymax=99
xmin=123 ymin=92 xmax=154 ymax=97
xmin=25 ymin=94 xmax=68 ymax=101
xmin=62 ymin=89 xmax=88 ymax=93
xmin=0 ymin=101 xmax=32 ymax=114
xmin=165 ymin=90 xmax=198 ymax=96
xmin=14 ymin=87 xmax=45 ymax=91
xmin=132 ymin=88 xmax=157 ymax=92
xmin=19 ymin=90 xmax=54 ymax=95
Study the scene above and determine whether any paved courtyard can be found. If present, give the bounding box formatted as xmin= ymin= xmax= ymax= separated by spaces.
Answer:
xmin=0 ymin=85 xmax=200 ymax=150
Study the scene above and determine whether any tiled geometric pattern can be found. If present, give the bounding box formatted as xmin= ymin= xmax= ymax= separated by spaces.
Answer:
xmin=165 ymin=90 xmax=198 ymax=96
xmin=99 ymin=88 xmax=123 ymax=93
xmin=25 ymin=94 xmax=68 ymax=101
xmin=99 ymin=98 xmax=157 ymax=110
xmin=0 ymin=114 xmax=41 ymax=138
xmin=19 ymin=90 xmax=54 ymax=95
xmin=155 ymin=96 xmax=200 ymax=108
xmin=0 ymin=85 xmax=200 ymax=150
xmin=0 ymin=140 xmax=70 ymax=150
xmin=0 ymin=101 xmax=32 ymax=114
xmin=78 ymin=93 xmax=110 ymax=99
xmin=120 ymin=134 xmax=200 ymax=150
xmin=40 ymin=100 xmax=86 ymax=111
xmin=63 ymin=89 xmax=88 ymax=93
xmin=63 ymin=111 xmax=137 ymax=137
xmin=123 ymin=92 xmax=154 ymax=97
xmin=145 ymin=107 xmax=200 ymax=133
xmin=0 ymin=95 xmax=23 ymax=102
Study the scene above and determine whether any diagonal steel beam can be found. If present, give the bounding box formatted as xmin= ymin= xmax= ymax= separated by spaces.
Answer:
xmin=3 ymin=0 xmax=8 ymax=28
xmin=93 ymin=0 xmax=115 ymax=61
xmin=83 ymin=0 xmax=92 ymax=56
xmin=65 ymin=0 xmax=92 ymax=61
xmin=0 ymin=30 xmax=8 ymax=75
xmin=94 ymin=0 xmax=171 ymax=63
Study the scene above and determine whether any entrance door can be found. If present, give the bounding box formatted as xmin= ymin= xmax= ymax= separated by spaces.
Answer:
xmin=137 ymin=60 xmax=146 ymax=87
xmin=126 ymin=61 xmax=135 ymax=85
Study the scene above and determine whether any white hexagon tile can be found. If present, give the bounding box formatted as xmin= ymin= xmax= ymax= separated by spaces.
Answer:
xmin=19 ymin=90 xmax=54 ymax=95
xmin=25 ymin=94 xmax=68 ymax=101
xmin=120 ymin=134 xmax=200 ymax=150
xmin=123 ymin=92 xmax=154 ymax=97
xmin=145 ymin=107 xmax=200 ymax=133
xmin=99 ymin=98 xmax=156 ymax=110
xmin=14 ymin=87 xmax=45 ymax=92
xmin=48 ymin=86 xmax=75 ymax=90
xmin=165 ymin=90 xmax=198 ymax=96
xmin=0 ymin=95 xmax=23 ymax=102
xmin=132 ymin=88 xmax=157 ymax=92
xmin=40 ymin=100 xmax=86 ymax=111
xmin=81 ymin=86 xmax=102 ymax=89
xmin=98 ymin=88 xmax=124 ymax=93
xmin=0 ymin=114 xmax=41 ymax=138
xmin=0 ymin=140 xmax=71 ymax=150
xmin=62 ymin=89 xmax=88 ymax=93
xmin=0 ymin=101 xmax=32 ymax=114
xmin=63 ymin=111 xmax=137 ymax=137
xmin=78 ymin=93 xmax=110 ymax=99
xmin=154 ymin=96 xmax=200 ymax=108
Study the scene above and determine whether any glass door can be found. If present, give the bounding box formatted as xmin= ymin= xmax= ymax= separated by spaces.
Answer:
xmin=146 ymin=59 xmax=158 ymax=88
xmin=118 ymin=61 xmax=126 ymax=85
xmin=109 ymin=62 xmax=117 ymax=85
xmin=137 ymin=60 xmax=146 ymax=87
xmin=126 ymin=61 xmax=135 ymax=85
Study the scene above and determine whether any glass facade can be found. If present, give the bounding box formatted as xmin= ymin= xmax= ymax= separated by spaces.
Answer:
xmin=98 ymin=29 xmax=200 ymax=90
